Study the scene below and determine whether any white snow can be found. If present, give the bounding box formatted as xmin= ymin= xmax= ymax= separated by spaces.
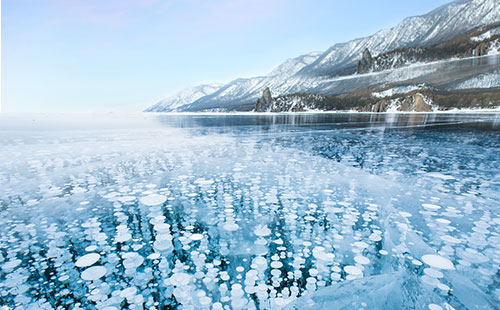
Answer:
xmin=455 ymin=70 xmax=500 ymax=89
xmin=372 ymin=85 xmax=422 ymax=98
xmin=471 ymin=28 xmax=500 ymax=42
xmin=146 ymin=83 xmax=223 ymax=112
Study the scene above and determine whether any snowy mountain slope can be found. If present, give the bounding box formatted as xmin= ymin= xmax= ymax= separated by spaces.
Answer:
xmin=455 ymin=70 xmax=500 ymax=89
xmin=268 ymin=51 xmax=323 ymax=76
xmin=177 ymin=52 xmax=323 ymax=111
xmin=146 ymin=0 xmax=500 ymax=112
xmin=299 ymin=0 xmax=500 ymax=76
xmin=145 ymin=83 xmax=223 ymax=112
xmin=263 ymin=54 xmax=500 ymax=112
xmin=289 ymin=53 xmax=499 ymax=99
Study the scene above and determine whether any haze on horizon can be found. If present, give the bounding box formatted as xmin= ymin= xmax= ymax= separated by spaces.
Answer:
xmin=2 ymin=0 xmax=451 ymax=113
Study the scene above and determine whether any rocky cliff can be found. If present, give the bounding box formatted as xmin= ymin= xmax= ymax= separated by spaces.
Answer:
xmin=367 ymin=94 xmax=433 ymax=112
xmin=356 ymin=49 xmax=374 ymax=73
xmin=254 ymin=88 xmax=274 ymax=112
xmin=269 ymin=88 xmax=500 ymax=112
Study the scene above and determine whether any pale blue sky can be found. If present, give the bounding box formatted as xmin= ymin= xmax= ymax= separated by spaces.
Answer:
xmin=2 ymin=0 xmax=451 ymax=112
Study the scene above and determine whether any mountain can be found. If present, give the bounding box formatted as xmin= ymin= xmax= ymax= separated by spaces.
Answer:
xmin=148 ymin=51 xmax=322 ymax=112
xmin=255 ymin=22 xmax=500 ymax=112
xmin=145 ymin=83 xmax=223 ymax=112
xmin=298 ymin=0 xmax=500 ymax=76
xmin=146 ymin=0 xmax=500 ymax=112
xmin=355 ymin=22 xmax=500 ymax=74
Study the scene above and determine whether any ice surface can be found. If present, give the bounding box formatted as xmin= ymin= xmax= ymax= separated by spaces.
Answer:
xmin=0 ymin=113 xmax=499 ymax=309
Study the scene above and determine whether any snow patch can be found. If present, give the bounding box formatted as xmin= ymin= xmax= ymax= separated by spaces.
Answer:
xmin=372 ymin=85 xmax=423 ymax=98
xmin=471 ymin=28 xmax=500 ymax=42
xmin=455 ymin=70 xmax=500 ymax=89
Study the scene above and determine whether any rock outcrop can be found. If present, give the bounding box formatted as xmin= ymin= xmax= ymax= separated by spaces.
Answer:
xmin=472 ymin=41 xmax=490 ymax=56
xmin=368 ymin=94 xmax=433 ymax=112
xmin=254 ymin=88 xmax=274 ymax=112
xmin=396 ymin=94 xmax=432 ymax=112
xmin=356 ymin=49 xmax=374 ymax=73
xmin=372 ymin=100 xmax=388 ymax=112
xmin=412 ymin=94 xmax=433 ymax=112
xmin=263 ymin=88 xmax=499 ymax=112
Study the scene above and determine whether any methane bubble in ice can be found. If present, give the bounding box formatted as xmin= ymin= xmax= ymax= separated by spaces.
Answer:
xmin=140 ymin=193 xmax=167 ymax=206
xmin=254 ymin=225 xmax=271 ymax=237
xmin=2 ymin=259 xmax=21 ymax=272
xmin=354 ymin=256 xmax=370 ymax=265
xmin=75 ymin=253 xmax=101 ymax=268
xmin=190 ymin=233 xmax=203 ymax=241
xmin=1 ymin=114 xmax=499 ymax=309
xmin=120 ymin=287 xmax=138 ymax=299
xmin=81 ymin=266 xmax=107 ymax=281
xmin=421 ymin=255 xmax=455 ymax=270
xmin=223 ymin=222 xmax=239 ymax=232
xmin=422 ymin=204 xmax=441 ymax=211
xmin=440 ymin=235 xmax=461 ymax=244
xmin=344 ymin=265 xmax=362 ymax=276
xmin=424 ymin=268 xmax=444 ymax=278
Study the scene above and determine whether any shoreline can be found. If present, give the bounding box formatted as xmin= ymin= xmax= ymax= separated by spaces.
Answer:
xmin=144 ymin=108 xmax=500 ymax=116
xmin=1 ymin=108 xmax=499 ymax=117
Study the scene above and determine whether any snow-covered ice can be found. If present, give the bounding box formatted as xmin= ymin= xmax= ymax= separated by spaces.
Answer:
xmin=0 ymin=113 xmax=499 ymax=309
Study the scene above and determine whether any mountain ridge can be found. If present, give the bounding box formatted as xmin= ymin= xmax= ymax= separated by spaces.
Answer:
xmin=146 ymin=0 xmax=500 ymax=112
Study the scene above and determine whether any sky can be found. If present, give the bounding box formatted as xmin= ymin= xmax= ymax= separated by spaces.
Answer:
xmin=2 ymin=0 xmax=452 ymax=113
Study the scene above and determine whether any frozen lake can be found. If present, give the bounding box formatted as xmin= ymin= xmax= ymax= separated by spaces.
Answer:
xmin=0 ymin=113 xmax=499 ymax=310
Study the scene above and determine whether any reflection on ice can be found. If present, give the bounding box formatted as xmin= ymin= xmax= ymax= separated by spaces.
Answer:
xmin=0 ymin=113 xmax=499 ymax=309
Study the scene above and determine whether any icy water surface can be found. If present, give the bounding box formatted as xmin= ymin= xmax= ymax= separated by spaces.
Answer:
xmin=0 ymin=113 xmax=499 ymax=310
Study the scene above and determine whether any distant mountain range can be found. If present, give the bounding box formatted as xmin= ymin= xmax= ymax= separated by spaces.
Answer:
xmin=145 ymin=0 xmax=500 ymax=113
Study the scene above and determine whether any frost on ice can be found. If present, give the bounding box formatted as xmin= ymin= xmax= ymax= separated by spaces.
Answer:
xmin=0 ymin=114 xmax=499 ymax=309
